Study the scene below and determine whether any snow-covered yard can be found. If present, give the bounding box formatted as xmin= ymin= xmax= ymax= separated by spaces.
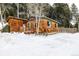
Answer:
xmin=0 ymin=33 xmax=79 ymax=56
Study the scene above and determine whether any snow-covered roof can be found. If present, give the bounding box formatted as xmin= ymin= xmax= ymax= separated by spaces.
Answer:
xmin=42 ymin=16 xmax=57 ymax=23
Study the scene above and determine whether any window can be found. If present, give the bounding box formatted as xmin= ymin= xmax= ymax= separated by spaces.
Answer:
xmin=28 ymin=22 xmax=31 ymax=30
xmin=55 ymin=23 xmax=57 ymax=27
xmin=47 ymin=21 xmax=51 ymax=28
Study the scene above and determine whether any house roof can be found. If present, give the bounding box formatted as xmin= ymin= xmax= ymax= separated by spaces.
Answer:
xmin=40 ymin=16 xmax=57 ymax=23
xmin=7 ymin=16 xmax=57 ymax=23
xmin=7 ymin=16 xmax=27 ymax=22
xmin=27 ymin=16 xmax=57 ymax=23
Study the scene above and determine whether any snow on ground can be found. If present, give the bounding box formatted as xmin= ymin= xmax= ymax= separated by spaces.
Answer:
xmin=0 ymin=22 xmax=8 ymax=30
xmin=0 ymin=33 xmax=79 ymax=56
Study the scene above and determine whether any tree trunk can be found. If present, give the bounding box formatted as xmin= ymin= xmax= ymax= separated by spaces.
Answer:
xmin=17 ymin=3 xmax=19 ymax=18
xmin=0 ymin=5 xmax=4 ymax=30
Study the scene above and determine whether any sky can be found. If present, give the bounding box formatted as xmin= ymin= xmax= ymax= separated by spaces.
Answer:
xmin=0 ymin=0 xmax=79 ymax=4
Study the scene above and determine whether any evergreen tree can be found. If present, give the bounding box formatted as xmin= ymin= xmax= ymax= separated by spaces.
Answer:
xmin=53 ymin=3 xmax=71 ymax=27
xmin=71 ymin=3 xmax=78 ymax=29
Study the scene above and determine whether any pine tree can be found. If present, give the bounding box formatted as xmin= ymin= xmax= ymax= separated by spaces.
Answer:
xmin=53 ymin=3 xmax=71 ymax=27
xmin=71 ymin=3 xmax=78 ymax=30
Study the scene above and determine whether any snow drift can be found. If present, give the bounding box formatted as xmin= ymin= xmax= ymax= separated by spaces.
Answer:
xmin=0 ymin=33 xmax=79 ymax=56
xmin=0 ymin=22 xmax=8 ymax=30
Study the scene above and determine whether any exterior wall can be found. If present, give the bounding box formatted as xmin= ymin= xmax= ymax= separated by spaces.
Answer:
xmin=25 ymin=20 xmax=36 ymax=33
xmin=18 ymin=20 xmax=24 ymax=32
xmin=8 ymin=18 xmax=23 ymax=32
xmin=24 ymin=18 xmax=59 ymax=33
xmin=47 ymin=21 xmax=59 ymax=32
xmin=39 ymin=19 xmax=48 ymax=33
xmin=39 ymin=19 xmax=59 ymax=33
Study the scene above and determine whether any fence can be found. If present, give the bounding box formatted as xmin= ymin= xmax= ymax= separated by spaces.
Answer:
xmin=58 ymin=28 xmax=77 ymax=33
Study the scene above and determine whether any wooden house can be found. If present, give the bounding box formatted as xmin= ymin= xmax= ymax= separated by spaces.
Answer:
xmin=7 ymin=16 xmax=24 ymax=32
xmin=7 ymin=16 xmax=59 ymax=33
xmin=39 ymin=17 xmax=59 ymax=33
xmin=24 ymin=16 xmax=59 ymax=33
